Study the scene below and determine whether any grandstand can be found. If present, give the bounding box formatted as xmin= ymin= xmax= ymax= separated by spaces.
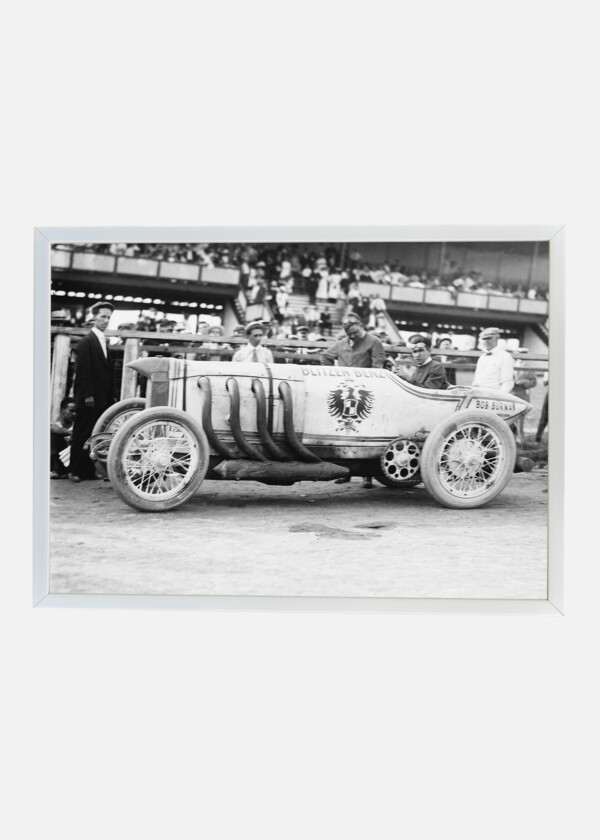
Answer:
xmin=49 ymin=239 xmax=550 ymax=428
xmin=51 ymin=239 xmax=549 ymax=350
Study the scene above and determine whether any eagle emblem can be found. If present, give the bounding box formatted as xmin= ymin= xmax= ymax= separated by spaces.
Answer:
xmin=327 ymin=381 xmax=374 ymax=433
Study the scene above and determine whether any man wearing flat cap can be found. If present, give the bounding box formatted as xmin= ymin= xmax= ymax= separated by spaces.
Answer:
xmin=321 ymin=316 xmax=386 ymax=369
xmin=232 ymin=321 xmax=274 ymax=364
xmin=472 ymin=326 xmax=514 ymax=392
xmin=397 ymin=334 xmax=448 ymax=389
xmin=69 ymin=301 xmax=117 ymax=481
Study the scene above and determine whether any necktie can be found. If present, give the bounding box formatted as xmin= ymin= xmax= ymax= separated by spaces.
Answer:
xmin=252 ymin=348 xmax=259 ymax=362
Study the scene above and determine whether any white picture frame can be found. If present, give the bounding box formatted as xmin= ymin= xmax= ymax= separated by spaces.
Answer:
xmin=34 ymin=225 xmax=564 ymax=614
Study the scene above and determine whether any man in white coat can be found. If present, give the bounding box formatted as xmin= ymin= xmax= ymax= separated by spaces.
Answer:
xmin=472 ymin=326 xmax=514 ymax=392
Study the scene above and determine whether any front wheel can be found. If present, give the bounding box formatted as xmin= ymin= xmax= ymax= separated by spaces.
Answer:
xmin=91 ymin=398 xmax=146 ymax=477
xmin=420 ymin=409 xmax=516 ymax=509
xmin=107 ymin=407 xmax=209 ymax=512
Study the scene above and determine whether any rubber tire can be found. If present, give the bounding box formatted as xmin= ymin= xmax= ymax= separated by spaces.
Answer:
xmin=107 ymin=407 xmax=210 ymax=512
xmin=375 ymin=473 xmax=422 ymax=490
xmin=92 ymin=398 xmax=146 ymax=478
xmin=420 ymin=409 xmax=517 ymax=509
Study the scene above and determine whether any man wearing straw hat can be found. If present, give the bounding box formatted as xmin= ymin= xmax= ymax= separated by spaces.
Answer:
xmin=231 ymin=321 xmax=274 ymax=364
xmin=472 ymin=326 xmax=514 ymax=393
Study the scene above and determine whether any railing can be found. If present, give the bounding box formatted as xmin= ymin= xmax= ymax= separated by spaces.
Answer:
xmin=357 ymin=281 xmax=549 ymax=316
xmin=52 ymin=249 xmax=549 ymax=316
xmin=52 ymin=248 xmax=241 ymax=287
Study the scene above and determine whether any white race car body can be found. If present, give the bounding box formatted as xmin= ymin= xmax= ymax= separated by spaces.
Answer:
xmin=141 ymin=358 xmax=528 ymax=460
xmin=95 ymin=357 xmax=531 ymax=512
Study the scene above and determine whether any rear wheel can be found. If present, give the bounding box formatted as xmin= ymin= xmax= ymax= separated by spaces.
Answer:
xmin=107 ymin=407 xmax=209 ymax=512
xmin=377 ymin=438 xmax=422 ymax=489
xmin=420 ymin=409 xmax=516 ymax=509
xmin=91 ymin=398 xmax=146 ymax=478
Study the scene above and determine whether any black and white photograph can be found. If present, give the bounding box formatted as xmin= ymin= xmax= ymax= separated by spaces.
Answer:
xmin=6 ymin=4 xmax=597 ymax=839
xmin=44 ymin=233 xmax=553 ymax=602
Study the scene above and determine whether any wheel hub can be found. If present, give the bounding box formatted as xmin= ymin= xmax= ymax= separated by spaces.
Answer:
xmin=446 ymin=440 xmax=486 ymax=478
xmin=142 ymin=441 xmax=171 ymax=470
xmin=380 ymin=438 xmax=421 ymax=483
xmin=438 ymin=424 xmax=503 ymax=496
xmin=121 ymin=420 xmax=200 ymax=500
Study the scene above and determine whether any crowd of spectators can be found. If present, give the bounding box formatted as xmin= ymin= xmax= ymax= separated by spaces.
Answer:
xmin=55 ymin=242 xmax=234 ymax=267
xmin=53 ymin=242 xmax=549 ymax=302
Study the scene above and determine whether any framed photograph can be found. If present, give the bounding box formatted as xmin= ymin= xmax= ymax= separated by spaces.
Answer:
xmin=34 ymin=225 xmax=564 ymax=614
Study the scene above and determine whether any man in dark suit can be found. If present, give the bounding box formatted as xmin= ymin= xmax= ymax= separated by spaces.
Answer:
xmin=69 ymin=302 xmax=116 ymax=481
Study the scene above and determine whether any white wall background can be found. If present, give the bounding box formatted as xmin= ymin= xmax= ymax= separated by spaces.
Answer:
xmin=2 ymin=2 xmax=595 ymax=839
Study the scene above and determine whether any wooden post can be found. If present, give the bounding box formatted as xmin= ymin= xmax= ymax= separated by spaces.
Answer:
xmin=50 ymin=334 xmax=71 ymax=422
xmin=121 ymin=338 xmax=141 ymax=399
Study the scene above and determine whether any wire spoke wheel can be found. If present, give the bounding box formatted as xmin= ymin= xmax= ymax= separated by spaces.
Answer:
xmin=91 ymin=398 xmax=146 ymax=477
xmin=438 ymin=425 xmax=502 ymax=498
xmin=110 ymin=408 xmax=142 ymax=430
xmin=420 ymin=409 xmax=516 ymax=509
xmin=122 ymin=421 xmax=199 ymax=499
xmin=107 ymin=408 xmax=209 ymax=512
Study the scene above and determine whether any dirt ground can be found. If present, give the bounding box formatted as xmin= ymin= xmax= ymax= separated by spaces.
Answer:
xmin=49 ymin=464 xmax=548 ymax=600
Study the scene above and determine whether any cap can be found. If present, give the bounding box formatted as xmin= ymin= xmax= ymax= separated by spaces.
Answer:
xmin=409 ymin=334 xmax=432 ymax=349
xmin=341 ymin=315 xmax=363 ymax=328
xmin=408 ymin=333 xmax=431 ymax=348
xmin=90 ymin=301 xmax=114 ymax=315
xmin=480 ymin=327 xmax=501 ymax=338
xmin=245 ymin=320 xmax=265 ymax=335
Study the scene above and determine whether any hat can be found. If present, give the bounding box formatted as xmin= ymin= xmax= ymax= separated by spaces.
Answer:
xmin=208 ymin=324 xmax=224 ymax=335
xmin=408 ymin=334 xmax=432 ymax=349
xmin=173 ymin=323 xmax=187 ymax=332
xmin=296 ymin=325 xmax=308 ymax=333
xmin=480 ymin=327 xmax=501 ymax=338
xmin=90 ymin=301 xmax=114 ymax=315
xmin=245 ymin=320 xmax=264 ymax=335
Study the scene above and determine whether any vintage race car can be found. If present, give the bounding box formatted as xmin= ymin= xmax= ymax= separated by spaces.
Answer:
xmin=89 ymin=357 xmax=532 ymax=512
